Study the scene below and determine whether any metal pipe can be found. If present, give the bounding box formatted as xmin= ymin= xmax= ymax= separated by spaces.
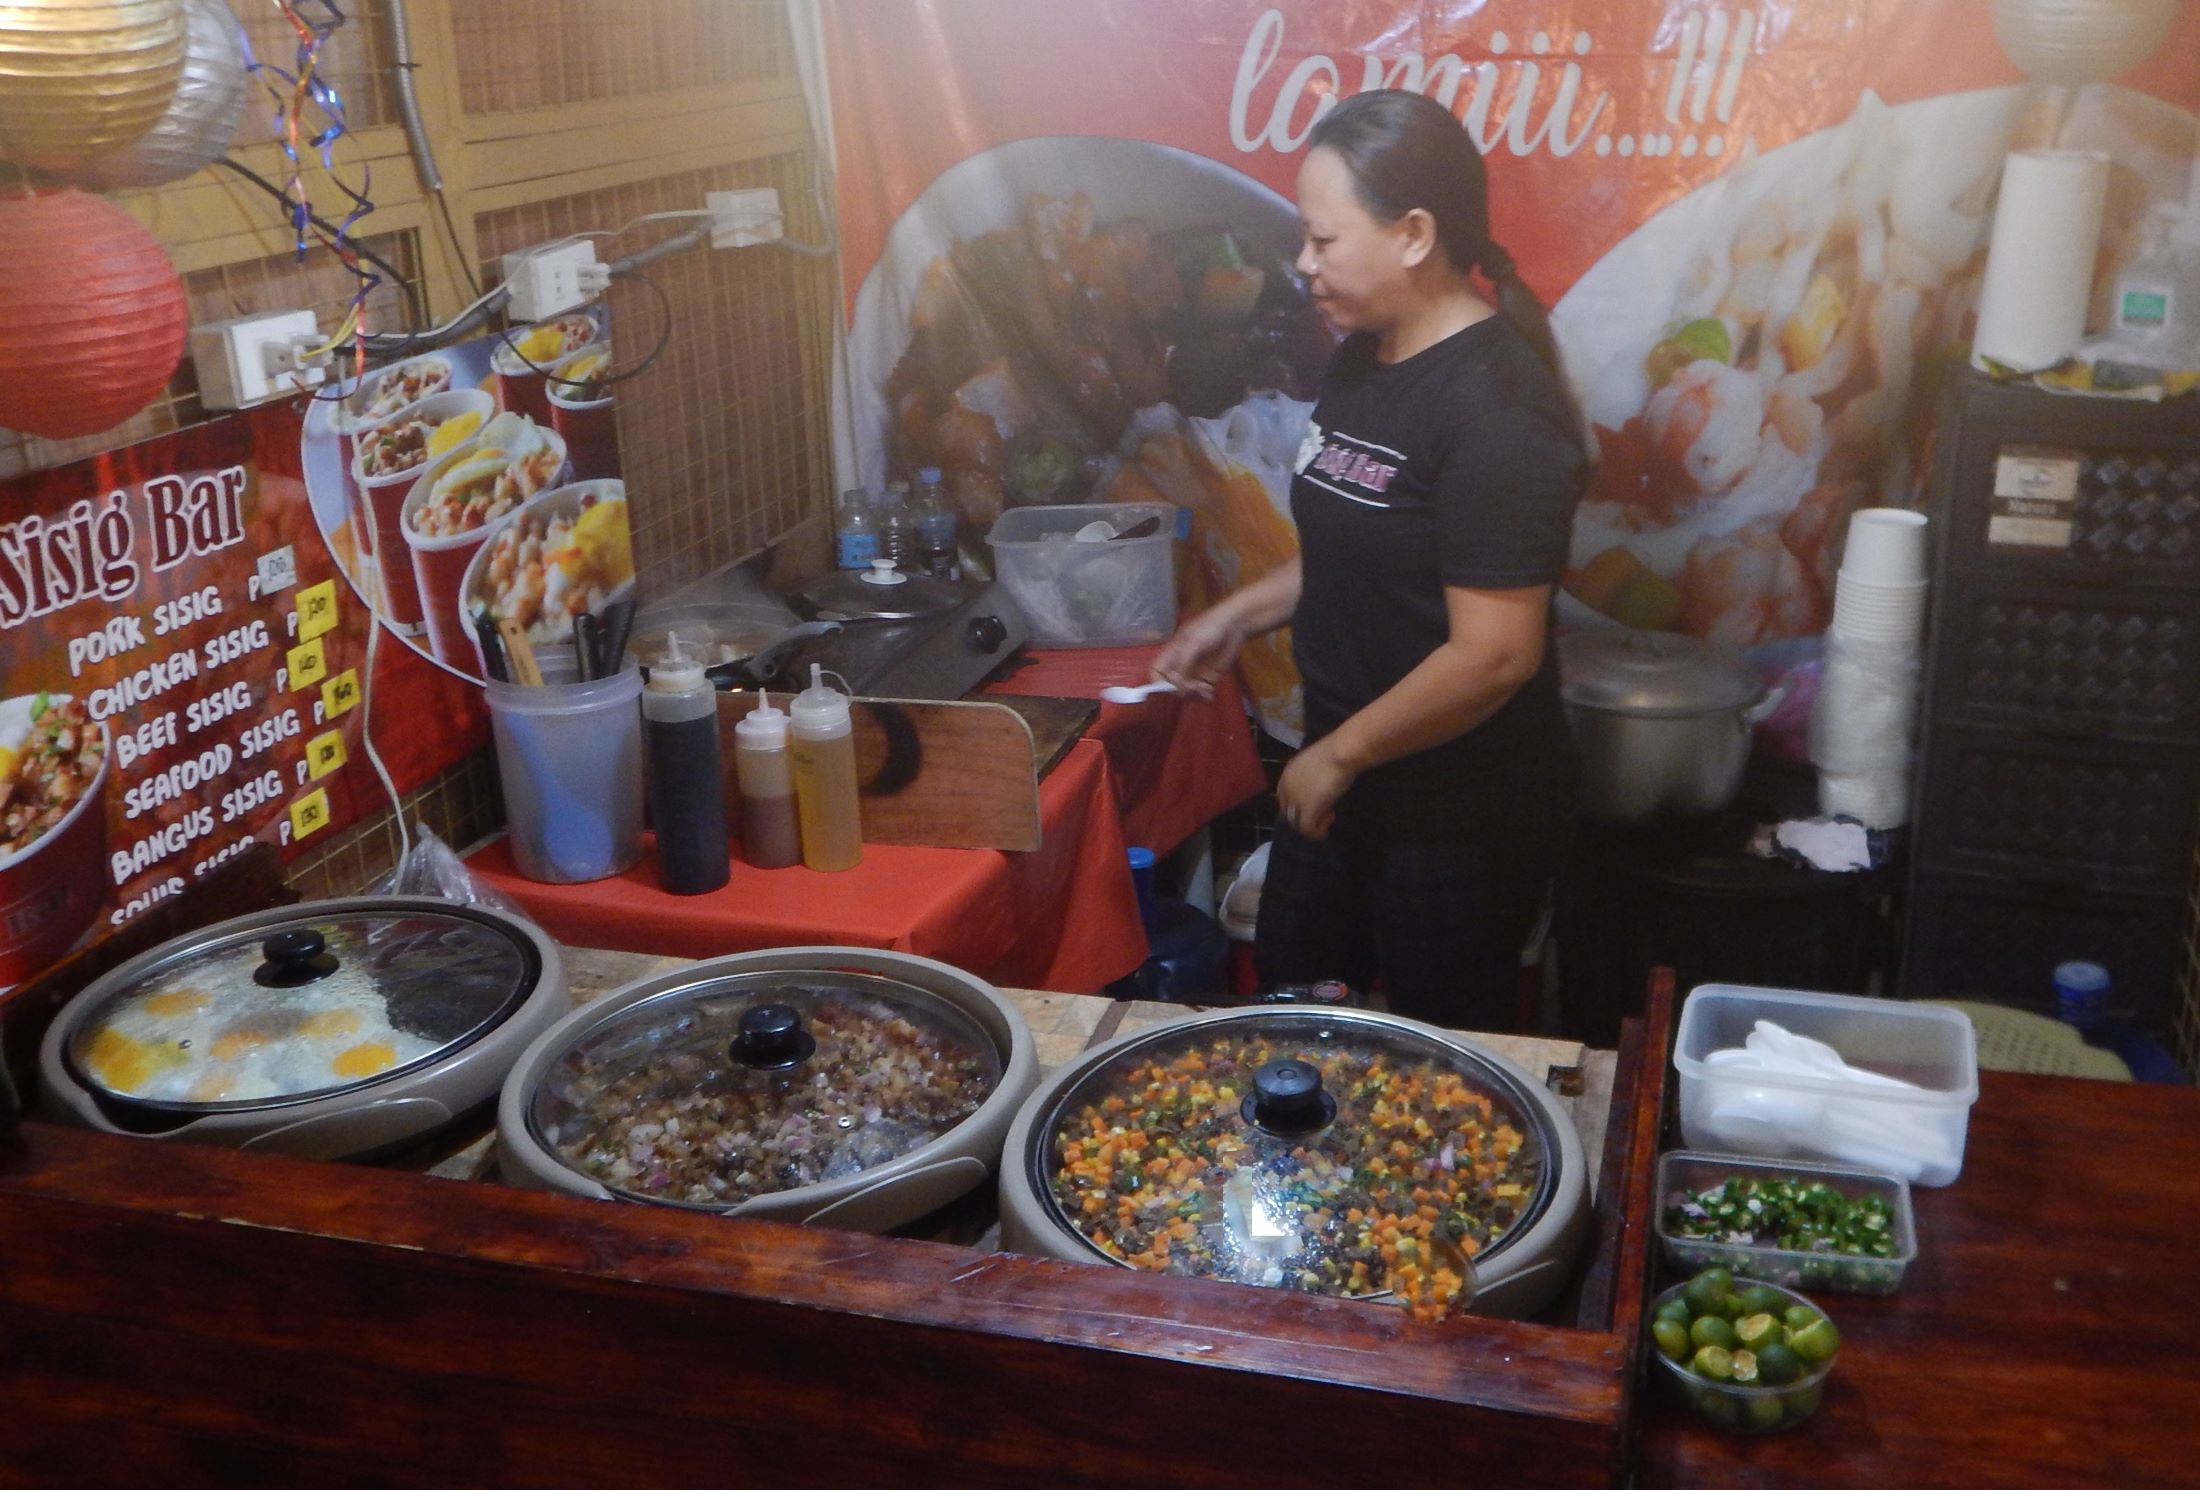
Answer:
xmin=384 ymin=0 xmax=443 ymax=192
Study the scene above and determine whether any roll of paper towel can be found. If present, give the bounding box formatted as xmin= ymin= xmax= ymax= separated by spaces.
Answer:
xmin=1972 ymin=149 xmax=2110 ymax=372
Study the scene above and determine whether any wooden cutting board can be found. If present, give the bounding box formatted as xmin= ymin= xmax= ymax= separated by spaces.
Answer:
xmin=718 ymin=693 xmax=1044 ymax=851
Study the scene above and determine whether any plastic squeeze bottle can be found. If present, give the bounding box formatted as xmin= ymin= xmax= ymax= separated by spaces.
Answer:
xmin=789 ymin=664 xmax=862 ymax=871
xmin=641 ymin=637 xmax=730 ymax=894
xmin=733 ymin=690 xmax=802 ymax=869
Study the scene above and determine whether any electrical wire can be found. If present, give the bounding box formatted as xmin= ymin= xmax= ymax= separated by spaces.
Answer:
xmin=358 ymin=576 xmax=411 ymax=868
xmin=491 ymin=267 xmax=676 ymax=393
xmin=215 ymin=156 xmax=424 ymax=327
xmin=434 ymin=187 xmax=484 ymax=299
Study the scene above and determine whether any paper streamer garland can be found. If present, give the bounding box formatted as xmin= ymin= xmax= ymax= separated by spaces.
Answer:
xmin=0 ymin=0 xmax=186 ymax=171
xmin=0 ymin=188 xmax=188 ymax=439
xmin=65 ymin=0 xmax=244 ymax=190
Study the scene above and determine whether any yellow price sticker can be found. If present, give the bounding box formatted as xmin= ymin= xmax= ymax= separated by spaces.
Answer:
xmin=287 ymin=636 xmax=328 ymax=690
xmin=288 ymin=787 xmax=332 ymax=841
xmin=296 ymin=579 xmax=340 ymax=642
xmin=307 ymin=729 xmax=348 ymax=781
xmin=322 ymin=668 xmax=360 ymax=720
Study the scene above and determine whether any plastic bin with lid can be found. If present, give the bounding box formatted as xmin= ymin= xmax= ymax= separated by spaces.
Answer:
xmin=985 ymin=502 xmax=1175 ymax=648
xmin=1673 ymin=984 xmax=1979 ymax=1186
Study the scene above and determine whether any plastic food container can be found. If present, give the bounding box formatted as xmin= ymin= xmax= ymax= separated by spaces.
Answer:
xmin=497 ymin=947 xmax=1038 ymax=1232
xmin=483 ymin=655 xmax=644 ymax=884
xmin=998 ymin=1004 xmax=1590 ymax=1320
xmin=1674 ymin=984 xmax=1979 ymax=1186
xmin=39 ymin=897 xmax=568 ymax=1159
xmin=1656 ymin=1151 xmax=1916 ymax=1295
xmin=985 ymin=502 xmax=1175 ymax=648
xmin=1649 ymin=1277 xmax=1838 ymax=1434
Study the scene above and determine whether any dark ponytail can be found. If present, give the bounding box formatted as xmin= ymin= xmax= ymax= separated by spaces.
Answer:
xmin=1307 ymin=90 xmax=1578 ymax=420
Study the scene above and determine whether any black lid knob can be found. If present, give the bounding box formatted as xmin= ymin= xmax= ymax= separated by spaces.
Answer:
xmin=1242 ymin=1058 xmax=1336 ymax=1137
xmin=254 ymin=928 xmax=338 ymax=988
xmin=730 ymin=1003 xmax=816 ymax=1071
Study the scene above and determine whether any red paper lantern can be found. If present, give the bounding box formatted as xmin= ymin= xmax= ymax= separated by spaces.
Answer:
xmin=0 ymin=187 xmax=187 ymax=440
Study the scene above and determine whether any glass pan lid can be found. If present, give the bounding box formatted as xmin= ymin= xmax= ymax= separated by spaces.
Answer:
xmin=528 ymin=969 xmax=1002 ymax=1209
xmin=1036 ymin=1009 xmax=1552 ymax=1318
xmin=68 ymin=907 xmax=534 ymax=1111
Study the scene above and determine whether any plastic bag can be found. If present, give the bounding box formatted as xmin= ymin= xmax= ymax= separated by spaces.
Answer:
xmin=369 ymin=824 xmax=529 ymax=921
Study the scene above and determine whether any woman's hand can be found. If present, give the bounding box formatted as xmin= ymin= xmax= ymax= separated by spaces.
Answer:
xmin=1151 ymin=607 xmax=1245 ymax=701
xmin=1275 ymin=737 xmax=1358 ymax=841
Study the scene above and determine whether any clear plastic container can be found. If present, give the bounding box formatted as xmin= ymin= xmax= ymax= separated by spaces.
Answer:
xmin=1648 ymin=1277 xmax=1838 ymax=1434
xmin=1655 ymin=1150 xmax=1917 ymax=1295
xmin=985 ymin=502 xmax=1176 ymax=648
xmin=485 ymin=654 xmax=645 ymax=884
xmin=1673 ymin=984 xmax=1979 ymax=1187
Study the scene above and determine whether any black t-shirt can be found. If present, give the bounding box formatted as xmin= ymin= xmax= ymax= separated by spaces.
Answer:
xmin=1289 ymin=315 xmax=1585 ymax=819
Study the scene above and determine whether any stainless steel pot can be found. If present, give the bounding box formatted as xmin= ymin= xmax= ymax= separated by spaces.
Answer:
xmin=1557 ymin=628 xmax=1784 ymax=822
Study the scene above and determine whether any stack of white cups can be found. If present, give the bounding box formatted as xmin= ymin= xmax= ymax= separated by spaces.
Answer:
xmin=1809 ymin=509 xmax=1930 ymax=828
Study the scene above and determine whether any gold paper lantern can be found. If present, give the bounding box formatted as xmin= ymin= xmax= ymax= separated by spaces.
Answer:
xmin=1991 ymin=0 xmax=2183 ymax=85
xmin=0 ymin=0 xmax=187 ymax=172
xmin=64 ymin=0 xmax=243 ymax=190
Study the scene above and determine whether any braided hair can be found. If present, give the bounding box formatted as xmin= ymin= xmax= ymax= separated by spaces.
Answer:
xmin=1305 ymin=89 xmax=1577 ymax=423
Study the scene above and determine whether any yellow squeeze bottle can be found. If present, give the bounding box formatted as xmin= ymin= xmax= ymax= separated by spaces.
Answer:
xmin=789 ymin=664 xmax=863 ymax=872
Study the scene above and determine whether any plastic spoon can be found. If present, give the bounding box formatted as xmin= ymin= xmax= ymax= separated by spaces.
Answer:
xmin=1099 ymin=680 xmax=1179 ymax=704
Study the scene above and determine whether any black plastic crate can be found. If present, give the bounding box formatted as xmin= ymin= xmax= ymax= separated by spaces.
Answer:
xmin=1924 ymin=578 xmax=2200 ymax=742
xmin=1913 ymin=724 xmax=2200 ymax=890
xmin=1931 ymin=375 xmax=2200 ymax=591
xmin=1900 ymin=870 xmax=2184 ymax=1031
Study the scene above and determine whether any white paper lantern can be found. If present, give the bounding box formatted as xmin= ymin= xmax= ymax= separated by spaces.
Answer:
xmin=65 ymin=0 xmax=242 ymax=190
xmin=1991 ymin=0 xmax=2183 ymax=85
xmin=0 ymin=0 xmax=186 ymax=171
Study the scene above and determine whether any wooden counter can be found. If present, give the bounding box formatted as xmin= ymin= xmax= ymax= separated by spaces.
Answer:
xmin=1637 ymin=1068 xmax=2200 ymax=1490
xmin=0 ymin=949 xmax=1673 ymax=1490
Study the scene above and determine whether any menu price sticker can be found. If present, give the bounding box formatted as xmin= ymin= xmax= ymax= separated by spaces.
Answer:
xmin=285 ymin=635 xmax=328 ymax=691
xmin=306 ymin=728 xmax=347 ymax=781
xmin=321 ymin=668 xmax=360 ymax=721
xmin=287 ymin=787 xmax=332 ymax=842
xmin=295 ymin=579 xmax=340 ymax=642
xmin=254 ymin=544 xmax=298 ymax=598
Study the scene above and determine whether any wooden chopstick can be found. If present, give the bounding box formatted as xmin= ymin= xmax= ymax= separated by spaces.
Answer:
xmin=497 ymin=617 xmax=544 ymax=686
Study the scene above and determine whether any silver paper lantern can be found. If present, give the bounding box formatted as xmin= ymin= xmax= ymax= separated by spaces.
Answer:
xmin=0 ymin=0 xmax=186 ymax=171
xmin=65 ymin=0 xmax=243 ymax=190
xmin=1991 ymin=0 xmax=2183 ymax=86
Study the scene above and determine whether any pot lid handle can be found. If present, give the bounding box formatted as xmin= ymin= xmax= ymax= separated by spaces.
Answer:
xmin=1241 ymin=1059 xmax=1337 ymax=1137
xmin=729 ymin=1003 xmax=816 ymax=1071
xmin=861 ymin=558 xmax=908 ymax=587
xmin=254 ymin=928 xmax=339 ymax=988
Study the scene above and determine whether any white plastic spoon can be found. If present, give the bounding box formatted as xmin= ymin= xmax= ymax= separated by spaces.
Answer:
xmin=1099 ymin=680 xmax=1179 ymax=704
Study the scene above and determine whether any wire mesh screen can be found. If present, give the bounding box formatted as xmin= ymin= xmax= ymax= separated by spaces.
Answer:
xmin=0 ymin=229 xmax=419 ymax=479
xmin=473 ymin=150 xmax=835 ymax=597
xmin=233 ymin=0 xmax=399 ymax=139
xmin=451 ymin=0 xmax=792 ymax=115
xmin=287 ymin=749 xmax=504 ymax=901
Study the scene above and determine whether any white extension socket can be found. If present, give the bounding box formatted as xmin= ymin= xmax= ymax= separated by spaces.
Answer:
xmin=502 ymin=240 xmax=604 ymax=321
xmin=190 ymin=310 xmax=326 ymax=410
xmin=707 ymin=188 xmax=784 ymax=248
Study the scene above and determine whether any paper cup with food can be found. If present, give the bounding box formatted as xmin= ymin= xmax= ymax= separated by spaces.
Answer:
xmin=493 ymin=313 xmax=602 ymax=425
xmin=546 ymin=343 xmax=617 ymax=482
xmin=353 ymin=388 xmax=496 ymax=632
xmin=460 ymin=479 xmax=634 ymax=677
xmin=401 ymin=412 xmax=570 ymax=667
xmin=0 ymin=693 xmax=111 ymax=987
xmin=330 ymin=352 xmax=459 ymax=562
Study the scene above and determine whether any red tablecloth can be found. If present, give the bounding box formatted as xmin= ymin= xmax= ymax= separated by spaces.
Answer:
xmin=984 ymin=643 xmax=1267 ymax=855
xmin=467 ymin=737 xmax=1146 ymax=994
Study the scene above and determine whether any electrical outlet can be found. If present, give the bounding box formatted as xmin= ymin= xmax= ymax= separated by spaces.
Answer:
xmin=503 ymin=241 xmax=602 ymax=321
xmin=707 ymin=188 xmax=784 ymax=249
xmin=190 ymin=311 xmax=325 ymax=410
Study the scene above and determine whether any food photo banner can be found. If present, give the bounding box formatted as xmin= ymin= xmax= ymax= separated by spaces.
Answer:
xmin=825 ymin=0 xmax=2200 ymax=742
xmin=0 ymin=314 xmax=630 ymax=986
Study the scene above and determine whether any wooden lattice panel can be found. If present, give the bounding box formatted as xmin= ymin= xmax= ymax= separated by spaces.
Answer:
xmin=287 ymin=749 xmax=504 ymax=900
xmin=472 ymin=150 xmax=835 ymax=598
xmin=232 ymin=0 xmax=399 ymax=138
xmin=451 ymin=0 xmax=791 ymax=116
xmin=0 ymin=229 xmax=419 ymax=479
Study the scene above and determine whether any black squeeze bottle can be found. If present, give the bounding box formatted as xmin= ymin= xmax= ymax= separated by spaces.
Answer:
xmin=641 ymin=641 xmax=730 ymax=894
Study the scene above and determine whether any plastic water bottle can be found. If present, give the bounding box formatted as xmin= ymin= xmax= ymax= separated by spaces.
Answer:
xmin=834 ymin=488 xmax=878 ymax=571
xmin=913 ymin=466 xmax=959 ymax=581
xmin=877 ymin=480 xmax=915 ymax=568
